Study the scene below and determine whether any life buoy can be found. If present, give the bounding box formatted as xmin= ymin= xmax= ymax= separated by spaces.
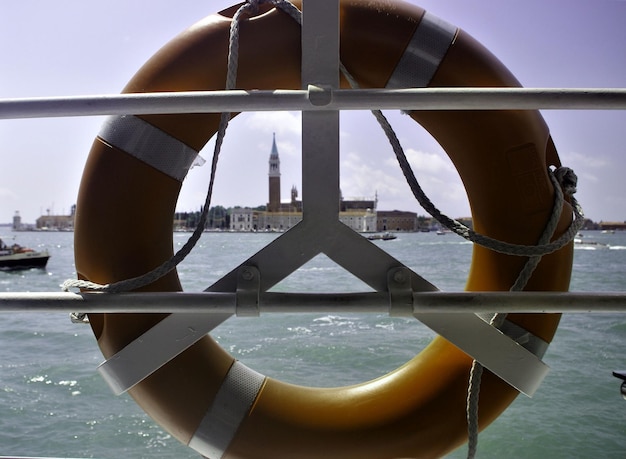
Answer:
xmin=74 ymin=1 xmax=574 ymax=458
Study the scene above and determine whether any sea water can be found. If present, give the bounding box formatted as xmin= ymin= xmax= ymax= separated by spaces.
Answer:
xmin=0 ymin=230 xmax=625 ymax=458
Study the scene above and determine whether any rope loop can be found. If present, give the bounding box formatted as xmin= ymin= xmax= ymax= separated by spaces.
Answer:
xmin=554 ymin=166 xmax=578 ymax=195
xmin=245 ymin=0 xmax=261 ymax=16
xmin=240 ymin=0 xmax=303 ymax=24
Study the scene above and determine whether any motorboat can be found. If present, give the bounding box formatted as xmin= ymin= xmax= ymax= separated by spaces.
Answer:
xmin=0 ymin=239 xmax=50 ymax=271
xmin=0 ymin=238 xmax=50 ymax=270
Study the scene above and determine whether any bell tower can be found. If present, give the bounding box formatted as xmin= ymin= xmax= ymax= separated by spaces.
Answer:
xmin=268 ymin=133 xmax=281 ymax=212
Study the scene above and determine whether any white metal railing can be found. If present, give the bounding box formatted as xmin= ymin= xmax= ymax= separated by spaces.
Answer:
xmin=0 ymin=0 xmax=623 ymax=316
xmin=1 ymin=87 xmax=625 ymax=119
xmin=2 ymin=85 xmax=626 ymax=315
xmin=2 ymin=93 xmax=626 ymax=312
xmin=1 ymin=1 xmax=624 ymax=458
xmin=1 ymin=291 xmax=626 ymax=315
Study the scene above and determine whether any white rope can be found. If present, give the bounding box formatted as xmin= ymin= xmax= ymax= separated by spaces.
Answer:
xmin=465 ymin=167 xmax=573 ymax=458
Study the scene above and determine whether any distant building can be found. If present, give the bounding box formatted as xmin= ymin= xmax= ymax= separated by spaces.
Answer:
xmin=12 ymin=211 xmax=22 ymax=231
xmin=267 ymin=133 xmax=282 ymax=213
xmin=231 ymin=135 xmax=378 ymax=232
xmin=230 ymin=208 xmax=262 ymax=232
xmin=341 ymin=209 xmax=377 ymax=232
xmin=340 ymin=192 xmax=376 ymax=213
xmin=377 ymin=210 xmax=418 ymax=232
xmin=228 ymin=134 xmax=469 ymax=233
xmin=598 ymin=221 xmax=626 ymax=231
xmin=36 ymin=205 xmax=76 ymax=231
xmin=266 ymin=134 xmax=303 ymax=214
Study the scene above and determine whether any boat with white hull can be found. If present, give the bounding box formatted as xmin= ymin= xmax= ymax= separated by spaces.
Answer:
xmin=0 ymin=239 xmax=50 ymax=270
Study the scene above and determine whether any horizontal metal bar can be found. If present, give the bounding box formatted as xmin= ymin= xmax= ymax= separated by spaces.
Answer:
xmin=1 ymin=87 xmax=625 ymax=119
xmin=0 ymin=457 xmax=92 ymax=459
xmin=1 ymin=291 xmax=625 ymax=314
xmin=414 ymin=291 xmax=626 ymax=313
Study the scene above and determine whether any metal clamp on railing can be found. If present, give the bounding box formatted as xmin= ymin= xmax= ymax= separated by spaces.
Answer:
xmin=388 ymin=267 xmax=414 ymax=317
xmin=307 ymin=84 xmax=333 ymax=106
xmin=236 ymin=265 xmax=261 ymax=317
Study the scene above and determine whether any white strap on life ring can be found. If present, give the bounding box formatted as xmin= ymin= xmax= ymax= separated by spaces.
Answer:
xmin=97 ymin=312 xmax=231 ymax=395
xmin=99 ymin=115 xmax=200 ymax=182
xmin=98 ymin=307 xmax=549 ymax=398
xmin=414 ymin=312 xmax=549 ymax=396
xmin=386 ymin=11 xmax=457 ymax=89
xmin=188 ymin=361 xmax=265 ymax=459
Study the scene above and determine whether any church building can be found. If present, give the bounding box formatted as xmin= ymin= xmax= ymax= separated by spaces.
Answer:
xmin=267 ymin=133 xmax=281 ymax=212
xmin=266 ymin=133 xmax=302 ymax=214
xmin=230 ymin=134 xmax=378 ymax=232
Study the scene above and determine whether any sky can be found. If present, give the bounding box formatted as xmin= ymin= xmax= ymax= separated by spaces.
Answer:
xmin=1 ymin=0 xmax=625 ymax=225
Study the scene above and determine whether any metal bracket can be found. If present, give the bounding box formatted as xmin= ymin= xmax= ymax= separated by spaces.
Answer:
xmin=388 ymin=267 xmax=413 ymax=317
xmin=307 ymin=84 xmax=333 ymax=106
xmin=236 ymin=265 xmax=260 ymax=317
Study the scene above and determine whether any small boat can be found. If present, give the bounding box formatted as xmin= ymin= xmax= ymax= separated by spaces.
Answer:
xmin=573 ymin=238 xmax=609 ymax=249
xmin=367 ymin=232 xmax=397 ymax=241
xmin=0 ymin=238 xmax=50 ymax=270
xmin=573 ymin=233 xmax=609 ymax=249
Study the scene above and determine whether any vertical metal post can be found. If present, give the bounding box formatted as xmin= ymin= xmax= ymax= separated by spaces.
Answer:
xmin=208 ymin=0 xmax=435 ymax=295
xmin=301 ymin=0 xmax=340 ymax=223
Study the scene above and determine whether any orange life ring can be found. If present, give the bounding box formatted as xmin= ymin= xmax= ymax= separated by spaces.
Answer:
xmin=74 ymin=1 xmax=574 ymax=457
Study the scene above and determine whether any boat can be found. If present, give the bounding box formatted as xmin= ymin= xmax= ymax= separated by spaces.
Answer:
xmin=573 ymin=233 xmax=610 ymax=249
xmin=574 ymin=238 xmax=610 ymax=249
xmin=367 ymin=232 xmax=397 ymax=241
xmin=0 ymin=238 xmax=50 ymax=270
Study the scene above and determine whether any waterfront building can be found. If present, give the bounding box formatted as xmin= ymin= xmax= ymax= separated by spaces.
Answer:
xmin=35 ymin=205 xmax=76 ymax=231
xmin=229 ymin=135 xmax=404 ymax=233
xmin=230 ymin=208 xmax=262 ymax=232
xmin=377 ymin=210 xmax=418 ymax=232
xmin=12 ymin=211 xmax=23 ymax=231
xmin=341 ymin=209 xmax=377 ymax=232
xmin=267 ymin=133 xmax=281 ymax=213
xmin=598 ymin=221 xmax=626 ymax=231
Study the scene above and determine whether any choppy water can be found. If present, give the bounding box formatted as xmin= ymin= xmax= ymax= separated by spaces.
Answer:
xmin=1 ymin=230 xmax=625 ymax=458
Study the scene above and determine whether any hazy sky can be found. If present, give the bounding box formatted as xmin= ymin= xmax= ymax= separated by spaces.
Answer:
xmin=1 ymin=0 xmax=625 ymax=224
